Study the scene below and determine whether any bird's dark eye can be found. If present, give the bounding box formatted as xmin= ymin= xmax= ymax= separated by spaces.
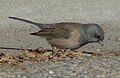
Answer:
xmin=95 ymin=33 xmax=100 ymax=39
xmin=96 ymin=35 xmax=100 ymax=38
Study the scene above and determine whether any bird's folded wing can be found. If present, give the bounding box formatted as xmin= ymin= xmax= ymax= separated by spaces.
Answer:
xmin=30 ymin=25 xmax=73 ymax=39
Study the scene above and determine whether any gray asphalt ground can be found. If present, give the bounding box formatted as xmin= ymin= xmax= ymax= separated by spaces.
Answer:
xmin=0 ymin=0 xmax=120 ymax=78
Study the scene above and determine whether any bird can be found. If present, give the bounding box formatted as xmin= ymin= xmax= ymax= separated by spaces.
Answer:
xmin=9 ymin=16 xmax=104 ymax=50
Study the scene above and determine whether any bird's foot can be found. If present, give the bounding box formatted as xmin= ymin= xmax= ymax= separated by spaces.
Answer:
xmin=50 ymin=47 xmax=71 ymax=59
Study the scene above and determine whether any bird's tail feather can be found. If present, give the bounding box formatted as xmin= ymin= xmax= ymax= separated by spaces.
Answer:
xmin=30 ymin=32 xmax=40 ymax=36
xmin=30 ymin=32 xmax=37 ymax=35
xmin=9 ymin=16 xmax=44 ymax=29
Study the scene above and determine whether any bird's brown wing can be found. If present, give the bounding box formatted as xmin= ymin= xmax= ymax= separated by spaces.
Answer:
xmin=30 ymin=23 xmax=80 ymax=39
xmin=30 ymin=26 xmax=71 ymax=39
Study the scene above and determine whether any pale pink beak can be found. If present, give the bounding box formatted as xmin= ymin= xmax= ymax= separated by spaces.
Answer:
xmin=98 ymin=40 xmax=104 ymax=46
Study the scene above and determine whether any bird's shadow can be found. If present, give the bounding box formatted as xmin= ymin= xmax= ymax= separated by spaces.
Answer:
xmin=0 ymin=46 xmax=53 ymax=53
xmin=0 ymin=47 xmax=21 ymax=50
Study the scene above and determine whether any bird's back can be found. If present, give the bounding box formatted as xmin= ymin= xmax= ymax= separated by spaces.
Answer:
xmin=30 ymin=22 xmax=83 ymax=39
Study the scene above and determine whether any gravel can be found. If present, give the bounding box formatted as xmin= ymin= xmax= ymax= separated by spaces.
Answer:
xmin=0 ymin=56 xmax=120 ymax=78
xmin=0 ymin=0 xmax=120 ymax=78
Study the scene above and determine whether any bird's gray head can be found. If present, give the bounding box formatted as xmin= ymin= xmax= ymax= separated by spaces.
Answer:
xmin=85 ymin=23 xmax=104 ymax=46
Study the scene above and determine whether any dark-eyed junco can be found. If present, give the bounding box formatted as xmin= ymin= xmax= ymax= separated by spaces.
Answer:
xmin=9 ymin=16 xmax=104 ymax=50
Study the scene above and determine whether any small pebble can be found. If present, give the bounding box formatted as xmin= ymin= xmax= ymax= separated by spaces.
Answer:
xmin=115 ymin=37 xmax=120 ymax=42
xmin=97 ymin=49 xmax=100 ymax=52
xmin=49 ymin=70 xmax=54 ymax=75
xmin=16 ymin=74 xmax=21 ymax=78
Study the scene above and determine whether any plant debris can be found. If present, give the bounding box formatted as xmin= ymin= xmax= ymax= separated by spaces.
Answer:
xmin=0 ymin=47 xmax=119 ymax=66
